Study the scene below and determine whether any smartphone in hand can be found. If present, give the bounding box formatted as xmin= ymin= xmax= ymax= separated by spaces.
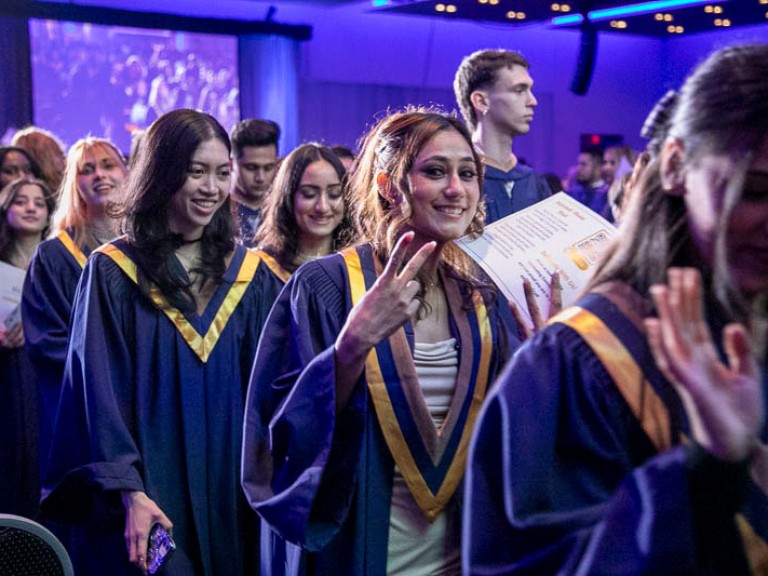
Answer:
xmin=147 ymin=523 xmax=176 ymax=574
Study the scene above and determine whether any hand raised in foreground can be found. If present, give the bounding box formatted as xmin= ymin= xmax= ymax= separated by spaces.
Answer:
xmin=509 ymin=272 xmax=562 ymax=340
xmin=121 ymin=491 xmax=173 ymax=575
xmin=644 ymin=267 xmax=764 ymax=463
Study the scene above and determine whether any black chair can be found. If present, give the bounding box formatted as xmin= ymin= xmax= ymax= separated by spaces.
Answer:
xmin=0 ymin=514 xmax=73 ymax=576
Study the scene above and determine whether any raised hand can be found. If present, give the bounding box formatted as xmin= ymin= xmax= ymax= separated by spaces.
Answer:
xmin=644 ymin=268 xmax=764 ymax=462
xmin=121 ymin=490 xmax=173 ymax=574
xmin=509 ymin=272 xmax=562 ymax=340
xmin=334 ymin=232 xmax=436 ymax=409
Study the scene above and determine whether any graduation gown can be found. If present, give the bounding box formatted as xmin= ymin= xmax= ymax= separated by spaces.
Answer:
xmin=0 ymin=331 xmax=40 ymax=520
xmin=22 ymin=229 xmax=91 ymax=461
xmin=42 ymin=239 xmax=283 ymax=575
xmin=464 ymin=290 xmax=768 ymax=575
xmin=242 ymin=243 xmax=519 ymax=575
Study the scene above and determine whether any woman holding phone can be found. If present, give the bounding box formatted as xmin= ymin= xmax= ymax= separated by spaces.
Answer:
xmin=42 ymin=109 xmax=282 ymax=575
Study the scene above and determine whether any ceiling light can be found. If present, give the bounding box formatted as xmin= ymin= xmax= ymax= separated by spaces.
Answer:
xmin=552 ymin=14 xmax=584 ymax=24
xmin=446 ymin=4 xmax=457 ymax=12
xmin=551 ymin=3 xmax=561 ymax=10
xmin=562 ymin=5 xmax=572 ymax=11
xmin=654 ymin=12 xmax=663 ymax=19
xmin=704 ymin=4 xmax=713 ymax=11
xmin=590 ymin=0 xmax=725 ymax=21
xmin=435 ymin=3 xmax=446 ymax=11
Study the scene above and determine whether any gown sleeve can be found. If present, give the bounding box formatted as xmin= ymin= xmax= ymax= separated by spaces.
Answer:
xmin=242 ymin=257 xmax=367 ymax=551
xmin=463 ymin=322 xmax=754 ymax=575
xmin=22 ymin=239 xmax=79 ymax=377
xmin=41 ymin=252 xmax=144 ymax=524
xmin=22 ymin=240 xmax=84 ymax=457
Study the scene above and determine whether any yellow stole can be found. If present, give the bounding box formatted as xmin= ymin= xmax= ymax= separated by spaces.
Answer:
xmin=251 ymin=249 xmax=291 ymax=283
xmin=95 ymin=244 xmax=260 ymax=363
xmin=56 ymin=229 xmax=88 ymax=268
xmin=341 ymin=247 xmax=493 ymax=521
xmin=552 ymin=304 xmax=768 ymax=574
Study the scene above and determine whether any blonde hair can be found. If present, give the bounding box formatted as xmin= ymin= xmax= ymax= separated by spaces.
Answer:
xmin=51 ymin=137 xmax=127 ymax=248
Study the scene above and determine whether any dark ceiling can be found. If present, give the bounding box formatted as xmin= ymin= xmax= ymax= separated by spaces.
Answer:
xmin=374 ymin=0 xmax=768 ymax=37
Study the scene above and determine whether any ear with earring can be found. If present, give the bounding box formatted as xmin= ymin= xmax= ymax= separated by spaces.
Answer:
xmin=377 ymin=172 xmax=402 ymax=206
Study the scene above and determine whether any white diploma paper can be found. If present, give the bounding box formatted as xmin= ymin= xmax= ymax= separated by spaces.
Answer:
xmin=456 ymin=192 xmax=618 ymax=327
xmin=0 ymin=260 xmax=26 ymax=330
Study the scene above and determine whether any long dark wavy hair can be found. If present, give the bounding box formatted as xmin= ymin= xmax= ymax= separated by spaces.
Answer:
xmin=256 ymin=143 xmax=354 ymax=273
xmin=587 ymin=44 xmax=768 ymax=326
xmin=121 ymin=109 xmax=235 ymax=312
xmin=349 ymin=107 xmax=494 ymax=311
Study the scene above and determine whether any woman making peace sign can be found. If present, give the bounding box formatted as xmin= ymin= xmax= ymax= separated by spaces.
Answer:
xmin=242 ymin=108 xmax=519 ymax=575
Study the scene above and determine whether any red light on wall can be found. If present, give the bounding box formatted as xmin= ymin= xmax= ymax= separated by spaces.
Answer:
xmin=590 ymin=134 xmax=601 ymax=145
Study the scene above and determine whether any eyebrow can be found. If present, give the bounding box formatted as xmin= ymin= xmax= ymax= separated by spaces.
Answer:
xmin=299 ymin=182 xmax=341 ymax=190
xmin=421 ymin=155 xmax=475 ymax=163
xmin=190 ymin=161 xmax=231 ymax=169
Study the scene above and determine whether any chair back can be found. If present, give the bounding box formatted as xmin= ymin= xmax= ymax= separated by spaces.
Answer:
xmin=0 ymin=514 xmax=74 ymax=576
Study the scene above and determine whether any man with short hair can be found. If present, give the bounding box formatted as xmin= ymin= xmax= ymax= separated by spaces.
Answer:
xmin=230 ymin=119 xmax=280 ymax=246
xmin=568 ymin=147 xmax=609 ymax=217
xmin=454 ymin=49 xmax=551 ymax=223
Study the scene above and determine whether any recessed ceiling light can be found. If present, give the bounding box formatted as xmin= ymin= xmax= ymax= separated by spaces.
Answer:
xmin=446 ymin=4 xmax=457 ymax=12
xmin=551 ymin=3 xmax=561 ymax=10
xmin=435 ymin=3 xmax=446 ymax=11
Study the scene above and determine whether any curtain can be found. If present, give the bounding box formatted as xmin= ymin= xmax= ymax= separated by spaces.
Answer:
xmin=0 ymin=16 xmax=32 ymax=142
xmin=238 ymin=34 xmax=300 ymax=154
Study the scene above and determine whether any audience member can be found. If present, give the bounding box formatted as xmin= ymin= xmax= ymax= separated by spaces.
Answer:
xmin=41 ymin=110 xmax=282 ymax=575
xmin=0 ymin=177 xmax=54 ymax=521
xmin=465 ymin=44 xmax=768 ymax=574
xmin=454 ymin=49 xmax=551 ymax=223
xmin=255 ymin=142 xmax=354 ymax=281
xmin=230 ymin=118 xmax=281 ymax=247
xmin=567 ymin=146 xmax=610 ymax=216
xmin=22 ymin=137 xmax=128 ymax=462
xmin=0 ymin=146 xmax=43 ymax=189
xmin=11 ymin=126 xmax=67 ymax=196
xmin=331 ymin=144 xmax=356 ymax=172
xmin=242 ymin=108 xmax=519 ymax=574
xmin=601 ymin=144 xmax=637 ymax=187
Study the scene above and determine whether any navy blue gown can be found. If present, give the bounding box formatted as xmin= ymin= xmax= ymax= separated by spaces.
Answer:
xmin=42 ymin=239 xmax=283 ymax=575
